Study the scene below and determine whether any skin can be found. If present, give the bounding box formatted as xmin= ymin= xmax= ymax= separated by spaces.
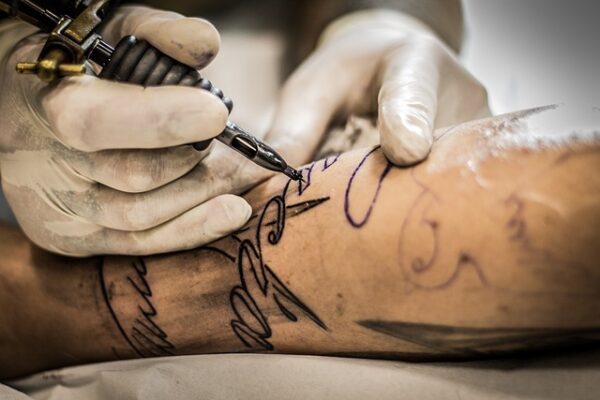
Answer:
xmin=1 ymin=106 xmax=599 ymax=379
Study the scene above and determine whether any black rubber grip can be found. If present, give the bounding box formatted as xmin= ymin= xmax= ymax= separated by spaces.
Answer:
xmin=99 ymin=35 xmax=234 ymax=113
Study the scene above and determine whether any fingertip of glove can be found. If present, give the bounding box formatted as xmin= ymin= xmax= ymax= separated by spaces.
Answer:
xmin=155 ymin=87 xmax=228 ymax=140
xmin=148 ymin=17 xmax=220 ymax=69
xmin=379 ymin=112 xmax=433 ymax=166
xmin=216 ymin=194 xmax=253 ymax=228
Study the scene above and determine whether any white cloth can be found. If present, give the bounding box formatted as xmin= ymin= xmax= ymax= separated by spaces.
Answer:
xmin=4 ymin=351 xmax=600 ymax=400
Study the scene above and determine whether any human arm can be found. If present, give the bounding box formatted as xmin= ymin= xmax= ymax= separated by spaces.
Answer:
xmin=1 ymin=106 xmax=599 ymax=379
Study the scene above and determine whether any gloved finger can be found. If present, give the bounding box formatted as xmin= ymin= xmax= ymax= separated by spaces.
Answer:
xmin=56 ymin=195 xmax=251 ymax=256
xmin=57 ymin=149 xmax=266 ymax=231
xmin=102 ymin=6 xmax=220 ymax=69
xmin=377 ymin=35 xmax=442 ymax=166
xmin=41 ymin=74 xmax=228 ymax=151
xmin=104 ymin=194 xmax=251 ymax=255
xmin=67 ymin=144 xmax=211 ymax=193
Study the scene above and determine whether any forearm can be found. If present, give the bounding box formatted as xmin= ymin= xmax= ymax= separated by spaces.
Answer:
xmin=0 ymin=231 xmax=104 ymax=378
xmin=2 ymin=109 xmax=600 ymax=379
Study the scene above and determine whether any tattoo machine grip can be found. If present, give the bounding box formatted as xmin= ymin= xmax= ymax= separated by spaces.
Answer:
xmin=99 ymin=35 xmax=232 ymax=150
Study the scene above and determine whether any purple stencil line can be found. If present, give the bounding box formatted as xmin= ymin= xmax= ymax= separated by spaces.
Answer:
xmin=298 ymin=162 xmax=316 ymax=196
xmin=322 ymin=154 xmax=340 ymax=171
xmin=344 ymin=146 xmax=393 ymax=228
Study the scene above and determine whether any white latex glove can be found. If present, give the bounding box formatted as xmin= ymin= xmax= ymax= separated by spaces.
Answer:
xmin=269 ymin=9 xmax=491 ymax=166
xmin=0 ymin=6 xmax=259 ymax=256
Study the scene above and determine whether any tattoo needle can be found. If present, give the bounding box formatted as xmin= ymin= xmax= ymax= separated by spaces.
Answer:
xmin=218 ymin=122 xmax=303 ymax=181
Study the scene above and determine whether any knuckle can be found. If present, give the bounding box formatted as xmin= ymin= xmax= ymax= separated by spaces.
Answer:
xmin=45 ymin=85 xmax=100 ymax=152
xmin=55 ymin=239 xmax=91 ymax=257
xmin=120 ymin=154 xmax=167 ymax=193
xmin=120 ymin=200 xmax=154 ymax=231
xmin=21 ymin=226 xmax=55 ymax=253
xmin=121 ymin=173 xmax=157 ymax=193
xmin=55 ymin=126 xmax=98 ymax=152
xmin=29 ymin=227 xmax=91 ymax=257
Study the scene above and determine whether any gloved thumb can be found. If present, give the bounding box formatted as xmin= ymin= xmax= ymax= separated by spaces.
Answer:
xmin=377 ymin=41 xmax=438 ymax=165
xmin=101 ymin=5 xmax=220 ymax=69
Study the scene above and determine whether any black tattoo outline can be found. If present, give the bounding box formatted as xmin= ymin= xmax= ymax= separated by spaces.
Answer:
xmin=100 ymin=257 xmax=176 ymax=357
xmin=357 ymin=320 xmax=600 ymax=357
xmin=231 ymin=197 xmax=331 ymax=235
xmin=100 ymin=154 xmax=338 ymax=356
xmin=227 ymin=178 xmax=328 ymax=351
xmin=298 ymin=162 xmax=316 ymax=195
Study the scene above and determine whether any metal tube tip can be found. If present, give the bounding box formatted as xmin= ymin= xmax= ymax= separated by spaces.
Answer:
xmin=284 ymin=166 xmax=304 ymax=181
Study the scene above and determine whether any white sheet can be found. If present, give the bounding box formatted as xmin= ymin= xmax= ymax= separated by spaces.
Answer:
xmin=4 ymin=351 xmax=600 ymax=400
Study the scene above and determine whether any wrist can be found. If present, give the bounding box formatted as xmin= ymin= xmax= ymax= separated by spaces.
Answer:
xmin=19 ymin=251 xmax=115 ymax=373
xmin=318 ymin=9 xmax=436 ymax=46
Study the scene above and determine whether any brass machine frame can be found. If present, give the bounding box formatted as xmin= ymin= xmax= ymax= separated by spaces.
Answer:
xmin=13 ymin=0 xmax=112 ymax=82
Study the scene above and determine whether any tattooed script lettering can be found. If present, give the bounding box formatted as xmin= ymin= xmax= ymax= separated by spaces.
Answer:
xmin=98 ymin=148 xmax=395 ymax=355
xmin=212 ymin=157 xmax=341 ymax=350
xmin=228 ymin=196 xmax=328 ymax=350
xmin=223 ymin=148 xmax=398 ymax=349
xmin=99 ymin=258 xmax=175 ymax=357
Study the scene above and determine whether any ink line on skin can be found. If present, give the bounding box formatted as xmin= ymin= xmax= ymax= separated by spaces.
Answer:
xmin=228 ymin=174 xmax=328 ymax=350
xmin=105 ymin=150 xmax=341 ymax=354
xmin=344 ymin=146 xmax=393 ymax=228
xmin=298 ymin=162 xmax=316 ymax=195
xmin=322 ymin=154 xmax=340 ymax=171
xmin=357 ymin=320 xmax=600 ymax=357
xmin=100 ymin=258 xmax=176 ymax=358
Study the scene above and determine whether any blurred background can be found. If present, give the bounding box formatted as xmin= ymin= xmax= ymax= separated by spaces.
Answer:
xmin=462 ymin=0 xmax=600 ymax=114
xmin=1 ymin=0 xmax=599 ymax=223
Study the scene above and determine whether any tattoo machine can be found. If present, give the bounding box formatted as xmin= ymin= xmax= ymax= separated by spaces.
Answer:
xmin=0 ymin=0 xmax=303 ymax=181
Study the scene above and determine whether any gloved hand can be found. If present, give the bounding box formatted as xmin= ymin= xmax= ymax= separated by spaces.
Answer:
xmin=0 ymin=6 xmax=259 ymax=256
xmin=269 ymin=9 xmax=491 ymax=166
